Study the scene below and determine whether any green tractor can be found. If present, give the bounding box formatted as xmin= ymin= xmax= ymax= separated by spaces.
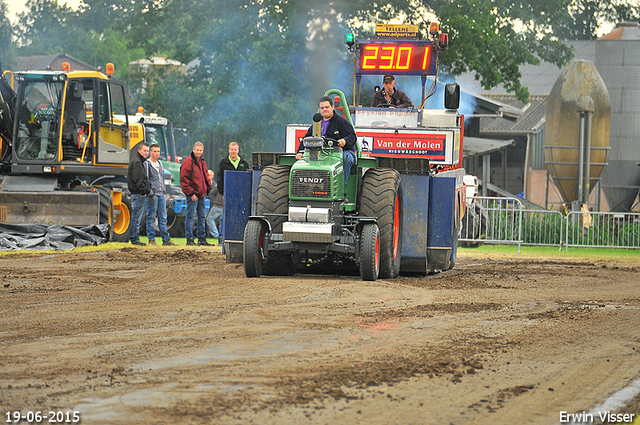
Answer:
xmin=243 ymin=91 xmax=402 ymax=281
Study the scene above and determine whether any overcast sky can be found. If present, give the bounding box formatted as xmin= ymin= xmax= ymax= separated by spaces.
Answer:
xmin=5 ymin=0 xmax=82 ymax=22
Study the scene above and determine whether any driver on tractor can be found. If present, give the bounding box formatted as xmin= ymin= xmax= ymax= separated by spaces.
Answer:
xmin=370 ymin=74 xmax=413 ymax=108
xmin=295 ymin=96 xmax=357 ymax=192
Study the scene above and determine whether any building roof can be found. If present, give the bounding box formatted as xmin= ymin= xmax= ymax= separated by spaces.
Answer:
xmin=598 ymin=22 xmax=640 ymax=40
xmin=463 ymin=137 xmax=515 ymax=158
xmin=479 ymin=94 xmax=547 ymax=135
xmin=11 ymin=54 xmax=95 ymax=72
xmin=129 ymin=55 xmax=184 ymax=67
xmin=453 ymin=40 xmax=596 ymax=136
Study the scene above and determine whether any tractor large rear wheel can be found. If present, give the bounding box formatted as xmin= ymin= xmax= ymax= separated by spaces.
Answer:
xmin=255 ymin=165 xmax=295 ymax=275
xmin=358 ymin=168 xmax=403 ymax=279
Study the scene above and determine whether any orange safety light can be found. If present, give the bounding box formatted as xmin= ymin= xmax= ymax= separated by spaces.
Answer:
xmin=439 ymin=33 xmax=449 ymax=48
xmin=62 ymin=62 xmax=71 ymax=71
xmin=429 ymin=22 xmax=439 ymax=35
xmin=106 ymin=63 xmax=115 ymax=76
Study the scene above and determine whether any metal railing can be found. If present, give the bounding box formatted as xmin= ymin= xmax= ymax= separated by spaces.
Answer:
xmin=460 ymin=196 xmax=523 ymax=253
xmin=521 ymin=209 xmax=565 ymax=249
xmin=565 ymin=211 xmax=640 ymax=250
xmin=459 ymin=196 xmax=640 ymax=251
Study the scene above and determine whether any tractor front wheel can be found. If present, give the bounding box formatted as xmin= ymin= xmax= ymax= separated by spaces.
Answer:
xmin=243 ymin=219 xmax=265 ymax=277
xmin=255 ymin=165 xmax=295 ymax=275
xmin=360 ymin=223 xmax=380 ymax=281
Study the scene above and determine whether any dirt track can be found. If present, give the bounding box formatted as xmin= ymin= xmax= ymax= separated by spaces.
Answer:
xmin=1 ymin=247 xmax=639 ymax=424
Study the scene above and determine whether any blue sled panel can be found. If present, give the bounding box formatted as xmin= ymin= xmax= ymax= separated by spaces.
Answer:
xmin=427 ymin=176 xmax=456 ymax=271
xmin=399 ymin=173 xmax=430 ymax=274
xmin=223 ymin=170 xmax=253 ymax=243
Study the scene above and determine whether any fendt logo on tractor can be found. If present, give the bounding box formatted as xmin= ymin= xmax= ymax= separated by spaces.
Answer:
xmin=299 ymin=177 xmax=324 ymax=184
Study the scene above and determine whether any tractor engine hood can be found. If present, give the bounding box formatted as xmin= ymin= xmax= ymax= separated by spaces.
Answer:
xmin=289 ymin=159 xmax=343 ymax=201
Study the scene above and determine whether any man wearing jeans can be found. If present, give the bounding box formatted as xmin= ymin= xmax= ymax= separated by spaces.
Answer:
xmin=144 ymin=144 xmax=176 ymax=246
xmin=180 ymin=141 xmax=212 ymax=246
xmin=127 ymin=142 xmax=150 ymax=246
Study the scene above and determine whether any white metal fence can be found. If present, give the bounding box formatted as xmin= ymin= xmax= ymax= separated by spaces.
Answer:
xmin=565 ymin=211 xmax=640 ymax=250
xmin=459 ymin=196 xmax=640 ymax=251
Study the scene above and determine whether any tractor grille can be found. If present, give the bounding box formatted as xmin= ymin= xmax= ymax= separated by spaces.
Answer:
xmin=291 ymin=169 xmax=331 ymax=198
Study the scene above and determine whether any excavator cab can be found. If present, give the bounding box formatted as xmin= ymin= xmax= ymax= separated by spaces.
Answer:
xmin=1 ymin=69 xmax=130 ymax=169
xmin=14 ymin=74 xmax=65 ymax=161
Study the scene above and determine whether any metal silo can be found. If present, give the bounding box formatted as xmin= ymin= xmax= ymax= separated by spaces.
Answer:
xmin=545 ymin=60 xmax=611 ymax=207
xmin=596 ymin=23 xmax=640 ymax=212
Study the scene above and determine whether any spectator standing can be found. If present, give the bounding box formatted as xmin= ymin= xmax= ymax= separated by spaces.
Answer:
xmin=180 ymin=142 xmax=212 ymax=246
xmin=144 ymin=144 xmax=176 ymax=246
xmin=216 ymin=142 xmax=250 ymax=202
xmin=206 ymin=170 xmax=222 ymax=243
xmin=127 ymin=142 xmax=150 ymax=246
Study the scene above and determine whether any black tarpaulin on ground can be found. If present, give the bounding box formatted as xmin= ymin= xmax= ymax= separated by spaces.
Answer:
xmin=0 ymin=223 xmax=110 ymax=251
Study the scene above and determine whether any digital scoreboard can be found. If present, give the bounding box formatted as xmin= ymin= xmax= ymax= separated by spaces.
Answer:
xmin=356 ymin=39 xmax=437 ymax=76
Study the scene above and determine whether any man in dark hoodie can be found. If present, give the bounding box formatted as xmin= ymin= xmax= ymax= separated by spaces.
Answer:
xmin=128 ymin=142 xmax=150 ymax=246
xmin=296 ymin=96 xmax=357 ymax=193
xmin=180 ymin=141 xmax=212 ymax=246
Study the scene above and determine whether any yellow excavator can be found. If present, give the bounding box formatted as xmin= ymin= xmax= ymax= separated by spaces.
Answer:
xmin=0 ymin=62 xmax=137 ymax=241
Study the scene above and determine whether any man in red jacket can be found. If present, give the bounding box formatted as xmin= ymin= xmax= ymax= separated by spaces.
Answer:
xmin=180 ymin=142 xmax=212 ymax=246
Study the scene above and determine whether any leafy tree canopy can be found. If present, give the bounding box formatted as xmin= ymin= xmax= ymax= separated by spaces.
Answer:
xmin=3 ymin=0 xmax=639 ymax=158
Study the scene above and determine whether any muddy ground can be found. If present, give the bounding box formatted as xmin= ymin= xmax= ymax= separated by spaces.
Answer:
xmin=1 ymin=247 xmax=639 ymax=425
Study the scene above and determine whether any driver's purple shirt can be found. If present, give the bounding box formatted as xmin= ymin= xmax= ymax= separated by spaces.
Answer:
xmin=321 ymin=118 xmax=330 ymax=136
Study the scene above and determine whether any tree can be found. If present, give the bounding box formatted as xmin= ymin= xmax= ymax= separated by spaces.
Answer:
xmin=0 ymin=0 xmax=14 ymax=70
xmin=554 ymin=0 xmax=640 ymax=39
xmin=342 ymin=0 xmax=577 ymax=102
xmin=11 ymin=0 xmax=638 ymax=152
xmin=14 ymin=0 xmax=81 ymax=54
xmin=141 ymin=1 xmax=314 ymax=161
